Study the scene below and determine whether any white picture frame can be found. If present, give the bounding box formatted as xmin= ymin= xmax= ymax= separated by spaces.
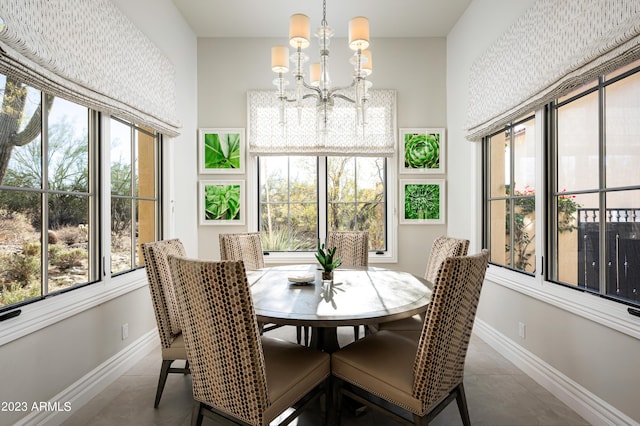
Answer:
xmin=399 ymin=128 xmax=446 ymax=175
xmin=198 ymin=128 xmax=245 ymax=174
xmin=198 ymin=180 xmax=245 ymax=226
xmin=400 ymin=179 xmax=446 ymax=224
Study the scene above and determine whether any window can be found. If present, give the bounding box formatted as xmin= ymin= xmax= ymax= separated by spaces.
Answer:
xmin=259 ymin=156 xmax=318 ymax=250
xmin=110 ymin=118 xmax=161 ymax=275
xmin=549 ymin=61 xmax=640 ymax=306
xmin=0 ymin=76 xmax=96 ymax=308
xmin=258 ymin=155 xmax=388 ymax=254
xmin=482 ymin=59 xmax=640 ymax=308
xmin=483 ymin=114 xmax=536 ymax=274
xmin=0 ymin=73 xmax=162 ymax=312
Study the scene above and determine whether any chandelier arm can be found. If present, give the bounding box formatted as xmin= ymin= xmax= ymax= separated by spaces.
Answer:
xmin=332 ymin=94 xmax=356 ymax=104
xmin=328 ymin=78 xmax=358 ymax=95
xmin=297 ymin=78 xmax=323 ymax=95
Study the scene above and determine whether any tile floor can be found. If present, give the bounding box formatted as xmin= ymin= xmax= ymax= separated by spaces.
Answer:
xmin=63 ymin=326 xmax=589 ymax=426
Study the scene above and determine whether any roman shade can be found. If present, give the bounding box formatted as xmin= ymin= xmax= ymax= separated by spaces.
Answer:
xmin=466 ymin=0 xmax=640 ymax=141
xmin=248 ymin=89 xmax=396 ymax=157
xmin=0 ymin=0 xmax=180 ymax=137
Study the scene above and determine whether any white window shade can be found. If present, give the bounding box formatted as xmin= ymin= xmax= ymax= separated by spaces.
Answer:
xmin=248 ymin=89 xmax=396 ymax=157
xmin=466 ymin=0 xmax=640 ymax=141
xmin=0 ymin=0 xmax=180 ymax=137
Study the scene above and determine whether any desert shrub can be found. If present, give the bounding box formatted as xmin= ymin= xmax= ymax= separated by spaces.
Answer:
xmin=0 ymin=282 xmax=41 ymax=306
xmin=0 ymin=209 xmax=37 ymax=244
xmin=48 ymin=245 xmax=85 ymax=271
xmin=0 ymin=241 xmax=41 ymax=287
xmin=55 ymin=225 xmax=88 ymax=245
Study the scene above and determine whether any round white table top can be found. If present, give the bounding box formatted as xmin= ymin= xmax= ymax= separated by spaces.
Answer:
xmin=248 ymin=264 xmax=432 ymax=328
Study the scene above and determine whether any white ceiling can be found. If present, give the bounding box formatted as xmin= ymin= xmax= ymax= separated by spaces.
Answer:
xmin=171 ymin=0 xmax=472 ymax=38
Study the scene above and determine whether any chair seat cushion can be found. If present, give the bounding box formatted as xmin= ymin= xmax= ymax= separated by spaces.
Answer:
xmin=161 ymin=333 xmax=187 ymax=360
xmin=262 ymin=336 xmax=330 ymax=422
xmin=332 ymin=330 xmax=424 ymax=415
xmin=378 ymin=314 xmax=424 ymax=332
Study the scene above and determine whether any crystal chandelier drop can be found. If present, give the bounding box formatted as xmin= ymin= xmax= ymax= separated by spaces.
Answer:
xmin=271 ymin=0 xmax=372 ymax=135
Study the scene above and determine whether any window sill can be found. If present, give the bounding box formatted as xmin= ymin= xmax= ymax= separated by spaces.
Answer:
xmin=485 ymin=266 xmax=640 ymax=340
xmin=0 ymin=269 xmax=148 ymax=346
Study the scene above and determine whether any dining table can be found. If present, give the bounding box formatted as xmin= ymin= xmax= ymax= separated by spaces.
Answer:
xmin=247 ymin=264 xmax=432 ymax=353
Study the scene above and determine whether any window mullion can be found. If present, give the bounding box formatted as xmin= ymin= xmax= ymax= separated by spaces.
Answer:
xmin=598 ymin=78 xmax=607 ymax=295
xmin=509 ymin=128 xmax=516 ymax=269
xmin=535 ymin=107 xmax=546 ymax=279
xmin=41 ymin=91 xmax=49 ymax=296
xmin=318 ymin=156 xmax=327 ymax=242
xmin=130 ymin=126 xmax=137 ymax=267
xmin=88 ymin=110 xmax=101 ymax=281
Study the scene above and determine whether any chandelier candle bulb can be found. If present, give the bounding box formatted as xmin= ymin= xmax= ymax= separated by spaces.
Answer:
xmin=349 ymin=16 xmax=370 ymax=50
xmin=310 ymin=63 xmax=321 ymax=86
xmin=289 ymin=14 xmax=310 ymax=48
xmin=271 ymin=46 xmax=289 ymax=73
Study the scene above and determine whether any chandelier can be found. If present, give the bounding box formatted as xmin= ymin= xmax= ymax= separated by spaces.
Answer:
xmin=270 ymin=0 xmax=373 ymax=135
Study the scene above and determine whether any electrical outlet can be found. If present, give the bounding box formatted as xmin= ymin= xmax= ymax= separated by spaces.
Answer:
xmin=518 ymin=322 xmax=526 ymax=339
xmin=121 ymin=323 xmax=129 ymax=340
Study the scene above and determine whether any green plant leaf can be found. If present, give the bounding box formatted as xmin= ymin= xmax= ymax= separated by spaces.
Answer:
xmin=404 ymin=183 xmax=440 ymax=220
xmin=204 ymin=133 xmax=241 ymax=169
xmin=404 ymin=133 xmax=440 ymax=169
xmin=204 ymin=184 xmax=241 ymax=220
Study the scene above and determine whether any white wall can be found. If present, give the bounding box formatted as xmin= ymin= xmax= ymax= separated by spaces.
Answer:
xmin=0 ymin=0 xmax=198 ymax=424
xmin=196 ymin=36 xmax=448 ymax=276
xmin=447 ymin=0 xmax=640 ymax=423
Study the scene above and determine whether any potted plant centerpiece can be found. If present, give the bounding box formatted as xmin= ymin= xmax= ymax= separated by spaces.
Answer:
xmin=315 ymin=240 xmax=342 ymax=281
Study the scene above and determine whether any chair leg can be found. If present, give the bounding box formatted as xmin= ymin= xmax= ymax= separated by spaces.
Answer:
xmin=184 ymin=360 xmax=190 ymax=374
xmin=331 ymin=378 xmax=343 ymax=426
xmin=190 ymin=400 xmax=203 ymax=426
xmin=455 ymin=383 xmax=471 ymax=426
xmin=413 ymin=413 xmax=423 ymax=425
xmin=154 ymin=360 xmax=173 ymax=408
xmin=296 ymin=326 xmax=302 ymax=344
xmin=353 ymin=325 xmax=360 ymax=340
xmin=304 ymin=326 xmax=310 ymax=346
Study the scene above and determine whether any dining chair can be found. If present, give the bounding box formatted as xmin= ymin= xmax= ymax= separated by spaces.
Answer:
xmin=378 ymin=235 xmax=469 ymax=332
xmin=219 ymin=232 xmax=265 ymax=270
xmin=167 ymin=256 xmax=331 ymax=426
xmin=219 ymin=232 xmax=296 ymax=340
xmin=325 ymin=231 xmax=370 ymax=341
xmin=331 ymin=250 xmax=490 ymax=426
xmin=141 ymin=239 xmax=190 ymax=408
xmin=326 ymin=231 xmax=369 ymax=269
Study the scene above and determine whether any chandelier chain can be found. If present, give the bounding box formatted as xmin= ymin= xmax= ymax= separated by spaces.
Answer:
xmin=322 ymin=0 xmax=327 ymax=26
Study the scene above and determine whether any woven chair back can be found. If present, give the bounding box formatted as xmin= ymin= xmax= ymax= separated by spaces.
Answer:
xmin=219 ymin=232 xmax=265 ymax=270
xmin=412 ymin=250 xmax=489 ymax=412
xmin=424 ymin=236 xmax=470 ymax=282
xmin=168 ymin=257 xmax=269 ymax=425
xmin=141 ymin=239 xmax=186 ymax=349
xmin=326 ymin=231 xmax=369 ymax=267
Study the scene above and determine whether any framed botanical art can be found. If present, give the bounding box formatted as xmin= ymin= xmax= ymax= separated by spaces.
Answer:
xmin=399 ymin=128 xmax=446 ymax=174
xmin=400 ymin=179 xmax=445 ymax=224
xmin=199 ymin=180 xmax=245 ymax=225
xmin=198 ymin=128 xmax=244 ymax=174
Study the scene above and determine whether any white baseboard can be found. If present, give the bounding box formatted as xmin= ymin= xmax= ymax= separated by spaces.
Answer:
xmin=14 ymin=329 xmax=159 ymax=426
xmin=473 ymin=319 xmax=638 ymax=426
